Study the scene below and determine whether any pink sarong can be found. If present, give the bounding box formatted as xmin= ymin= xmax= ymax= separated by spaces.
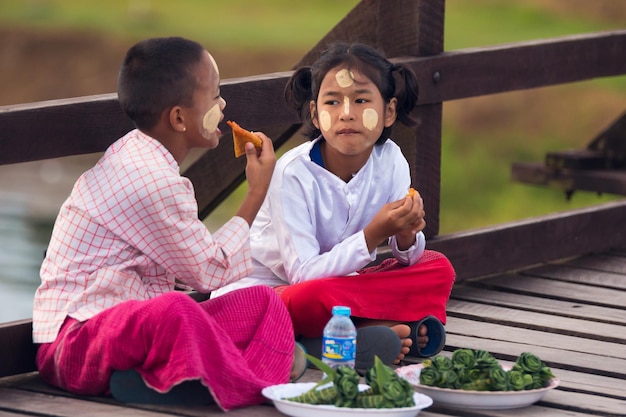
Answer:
xmin=277 ymin=250 xmax=455 ymax=337
xmin=36 ymin=285 xmax=294 ymax=411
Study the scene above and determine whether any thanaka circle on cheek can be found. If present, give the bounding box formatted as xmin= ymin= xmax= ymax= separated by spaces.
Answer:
xmin=363 ymin=108 xmax=379 ymax=131
xmin=319 ymin=110 xmax=332 ymax=132
xmin=202 ymin=104 xmax=221 ymax=136
xmin=335 ymin=68 xmax=354 ymax=88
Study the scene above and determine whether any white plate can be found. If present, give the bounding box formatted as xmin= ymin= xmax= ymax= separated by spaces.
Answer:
xmin=262 ymin=382 xmax=433 ymax=417
xmin=396 ymin=364 xmax=560 ymax=410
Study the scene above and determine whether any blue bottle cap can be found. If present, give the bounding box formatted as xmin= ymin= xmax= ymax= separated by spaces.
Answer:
xmin=332 ymin=306 xmax=351 ymax=316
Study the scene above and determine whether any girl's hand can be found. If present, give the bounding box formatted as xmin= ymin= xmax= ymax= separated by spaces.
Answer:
xmin=363 ymin=189 xmax=426 ymax=252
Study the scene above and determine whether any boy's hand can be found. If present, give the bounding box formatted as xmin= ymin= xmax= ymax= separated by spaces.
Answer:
xmin=235 ymin=132 xmax=276 ymax=225
xmin=244 ymin=132 xmax=276 ymax=194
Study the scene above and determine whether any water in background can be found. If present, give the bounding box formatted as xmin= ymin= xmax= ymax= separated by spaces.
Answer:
xmin=0 ymin=155 xmax=99 ymax=323
xmin=0 ymin=151 xmax=231 ymax=324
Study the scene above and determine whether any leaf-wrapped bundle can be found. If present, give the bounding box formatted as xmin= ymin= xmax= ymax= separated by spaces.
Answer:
xmin=334 ymin=366 xmax=360 ymax=407
xmin=513 ymin=352 xmax=544 ymax=373
xmin=451 ymin=348 xmax=475 ymax=369
xmin=414 ymin=349 xmax=556 ymax=392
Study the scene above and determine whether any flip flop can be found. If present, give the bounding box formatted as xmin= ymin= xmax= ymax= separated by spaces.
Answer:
xmin=407 ymin=315 xmax=446 ymax=358
xmin=298 ymin=325 xmax=401 ymax=371
xmin=110 ymin=369 xmax=214 ymax=406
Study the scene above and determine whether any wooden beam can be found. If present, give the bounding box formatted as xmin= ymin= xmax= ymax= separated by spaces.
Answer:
xmin=511 ymin=161 xmax=626 ymax=196
xmin=2 ymin=31 xmax=624 ymax=167
xmin=0 ymin=319 xmax=37 ymax=377
xmin=407 ymin=30 xmax=626 ymax=105
xmin=426 ymin=200 xmax=626 ymax=281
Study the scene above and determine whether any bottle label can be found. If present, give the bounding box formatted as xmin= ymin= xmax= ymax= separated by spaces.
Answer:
xmin=322 ymin=336 xmax=356 ymax=366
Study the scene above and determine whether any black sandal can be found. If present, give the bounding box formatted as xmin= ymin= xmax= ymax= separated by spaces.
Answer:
xmin=407 ymin=315 xmax=446 ymax=358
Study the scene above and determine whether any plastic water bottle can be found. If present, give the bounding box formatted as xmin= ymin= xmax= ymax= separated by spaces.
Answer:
xmin=322 ymin=306 xmax=357 ymax=369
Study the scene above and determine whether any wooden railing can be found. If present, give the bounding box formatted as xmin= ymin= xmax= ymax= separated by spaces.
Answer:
xmin=1 ymin=0 xmax=626 ymax=379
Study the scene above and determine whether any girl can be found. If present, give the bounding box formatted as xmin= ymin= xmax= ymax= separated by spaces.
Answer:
xmin=212 ymin=42 xmax=455 ymax=365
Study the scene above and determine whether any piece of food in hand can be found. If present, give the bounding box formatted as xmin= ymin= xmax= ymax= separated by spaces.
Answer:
xmin=227 ymin=120 xmax=263 ymax=157
xmin=406 ymin=187 xmax=417 ymax=198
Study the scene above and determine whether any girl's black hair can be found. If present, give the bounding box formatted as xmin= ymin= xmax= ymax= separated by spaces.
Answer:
xmin=284 ymin=42 xmax=419 ymax=144
xmin=117 ymin=37 xmax=206 ymax=131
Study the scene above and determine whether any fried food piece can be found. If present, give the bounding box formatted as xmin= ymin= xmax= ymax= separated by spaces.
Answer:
xmin=227 ymin=120 xmax=263 ymax=158
xmin=406 ymin=187 xmax=417 ymax=198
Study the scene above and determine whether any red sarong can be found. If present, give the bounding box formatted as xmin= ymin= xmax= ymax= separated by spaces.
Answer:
xmin=36 ymin=286 xmax=294 ymax=411
xmin=277 ymin=250 xmax=455 ymax=337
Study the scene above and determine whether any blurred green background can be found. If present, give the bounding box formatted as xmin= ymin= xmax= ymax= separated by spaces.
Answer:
xmin=0 ymin=0 xmax=624 ymax=235
xmin=0 ymin=0 xmax=624 ymax=322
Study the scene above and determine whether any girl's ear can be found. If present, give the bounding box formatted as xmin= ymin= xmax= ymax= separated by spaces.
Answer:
xmin=169 ymin=106 xmax=187 ymax=133
xmin=384 ymin=97 xmax=398 ymax=127
xmin=309 ymin=100 xmax=320 ymax=129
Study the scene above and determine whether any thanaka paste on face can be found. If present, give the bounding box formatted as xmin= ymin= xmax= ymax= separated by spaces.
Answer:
xmin=202 ymin=103 xmax=221 ymax=138
xmin=319 ymin=110 xmax=332 ymax=132
xmin=335 ymin=68 xmax=354 ymax=88
xmin=362 ymin=108 xmax=379 ymax=131
xmin=343 ymin=96 xmax=350 ymax=116
xmin=208 ymin=52 xmax=219 ymax=75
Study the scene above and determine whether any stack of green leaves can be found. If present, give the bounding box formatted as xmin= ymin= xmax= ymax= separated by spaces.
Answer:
xmin=286 ymin=355 xmax=415 ymax=408
xmin=419 ymin=349 xmax=555 ymax=392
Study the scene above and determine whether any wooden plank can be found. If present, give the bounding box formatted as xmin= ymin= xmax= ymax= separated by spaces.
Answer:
xmin=539 ymin=367 xmax=626 ymax=399
xmin=444 ymin=333 xmax=626 ymax=379
xmin=451 ymin=286 xmax=626 ymax=325
xmin=522 ymin=264 xmax=626 ymax=290
xmin=565 ymin=253 xmax=626 ymax=275
xmin=476 ymin=276 xmax=625 ymax=308
xmin=511 ymin=161 xmax=626 ymax=195
xmin=539 ymin=389 xmax=626 ymax=417
xmin=427 ymin=200 xmax=626 ymax=281
xmin=446 ymin=300 xmax=626 ymax=344
xmin=445 ymin=318 xmax=626 ymax=370
xmin=428 ymin=405 xmax=600 ymax=417
xmin=0 ymin=387 xmax=175 ymax=417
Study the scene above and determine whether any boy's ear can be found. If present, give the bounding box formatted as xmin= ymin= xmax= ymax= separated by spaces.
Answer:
xmin=168 ymin=106 xmax=187 ymax=133
xmin=384 ymin=97 xmax=398 ymax=127
xmin=309 ymin=100 xmax=320 ymax=129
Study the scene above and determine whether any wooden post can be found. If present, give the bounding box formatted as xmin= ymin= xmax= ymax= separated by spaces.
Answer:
xmin=377 ymin=0 xmax=445 ymax=238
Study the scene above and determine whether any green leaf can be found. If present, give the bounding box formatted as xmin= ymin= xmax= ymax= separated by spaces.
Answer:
xmin=305 ymin=353 xmax=337 ymax=388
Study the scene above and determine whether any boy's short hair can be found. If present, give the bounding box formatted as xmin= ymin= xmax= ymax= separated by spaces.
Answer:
xmin=117 ymin=37 xmax=205 ymax=130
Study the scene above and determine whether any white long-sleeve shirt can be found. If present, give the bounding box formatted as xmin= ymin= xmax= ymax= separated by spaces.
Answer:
xmin=34 ymin=130 xmax=252 ymax=343
xmin=211 ymin=137 xmax=425 ymax=297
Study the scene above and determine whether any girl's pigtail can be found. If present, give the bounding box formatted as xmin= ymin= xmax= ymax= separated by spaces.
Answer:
xmin=285 ymin=67 xmax=318 ymax=138
xmin=391 ymin=64 xmax=419 ymax=127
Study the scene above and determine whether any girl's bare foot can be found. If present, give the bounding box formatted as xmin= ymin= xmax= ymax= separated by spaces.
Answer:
xmin=389 ymin=324 xmax=411 ymax=364
xmin=355 ymin=319 xmax=429 ymax=363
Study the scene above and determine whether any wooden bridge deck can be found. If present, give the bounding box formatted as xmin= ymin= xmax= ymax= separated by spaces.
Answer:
xmin=1 ymin=245 xmax=624 ymax=417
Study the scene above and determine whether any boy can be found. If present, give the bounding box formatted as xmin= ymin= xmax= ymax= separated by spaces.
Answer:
xmin=32 ymin=37 xmax=300 ymax=411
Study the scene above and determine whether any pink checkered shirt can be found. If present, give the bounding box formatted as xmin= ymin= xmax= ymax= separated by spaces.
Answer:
xmin=33 ymin=130 xmax=252 ymax=343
